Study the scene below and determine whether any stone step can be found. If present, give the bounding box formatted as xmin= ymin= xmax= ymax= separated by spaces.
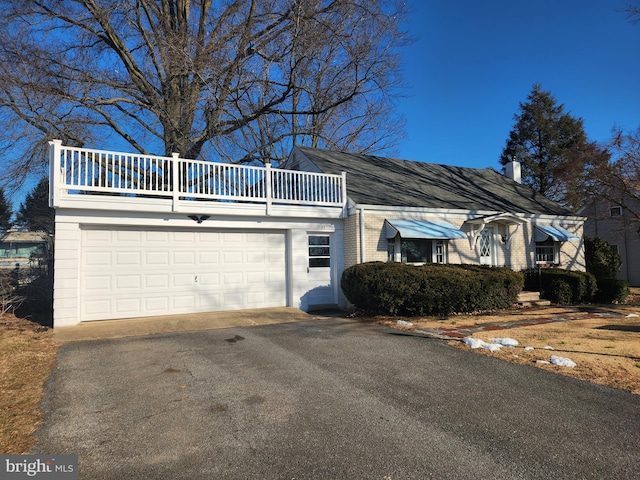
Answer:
xmin=516 ymin=290 xmax=551 ymax=307
xmin=517 ymin=291 xmax=542 ymax=302
xmin=518 ymin=299 xmax=552 ymax=307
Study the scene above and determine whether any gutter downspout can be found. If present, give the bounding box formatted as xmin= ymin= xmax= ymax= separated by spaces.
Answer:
xmin=359 ymin=206 xmax=365 ymax=264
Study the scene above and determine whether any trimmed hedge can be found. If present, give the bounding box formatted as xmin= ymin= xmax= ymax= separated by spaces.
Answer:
xmin=341 ymin=262 xmax=523 ymax=317
xmin=594 ymin=278 xmax=630 ymax=304
xmin=522 ymin=268 xmax=597 ymax=305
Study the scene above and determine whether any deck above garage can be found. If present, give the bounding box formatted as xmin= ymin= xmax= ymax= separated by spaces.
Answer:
xmin=49 ymin=140 xmax=348 ymax=219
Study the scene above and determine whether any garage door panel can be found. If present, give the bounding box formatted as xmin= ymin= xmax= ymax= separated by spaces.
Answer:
xmin=199 ymin=273 xmax=220 ymax=286
xmin=115 ymin=275 xmax=140 ymax=289
xmin=145 ymin=251 xmax=169 ymax=265
xmin=144 ymin=274 xmax=169 ymax=288
xmin=144 ymin=297 xmax=170 ymax=311
xmin=85 ymin=251 xmax=111 ymax=266
xmin=198 ymin=252 xmax=219 ymax=264
xmin=114 ymin=297 xmax=142 ymax=314
xmin=146 ymin=231 xmax=170 ymax=242
xmin=173 ymin=273 xmax=195 ymax=287
xmin=81 ymin=228 xmax=286 ymax=321
xmin=115 ymin=251 xmax=141 ymax=266
xmin=115 ymin=230 xmax=142 ymax=242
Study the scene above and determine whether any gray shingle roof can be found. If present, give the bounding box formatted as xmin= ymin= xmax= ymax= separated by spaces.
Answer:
xmin=292 ymin=146 xmax=573 ymax=216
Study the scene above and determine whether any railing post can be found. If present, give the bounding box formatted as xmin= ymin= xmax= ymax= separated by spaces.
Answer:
xmin=341 ymin=171 xmax=348 ymax=210
xmin=171 ymin=152 xmax=180 ymax=211
xmin=48 ymin=139 xmax=63 ymax=208
xmin=265 ymin=163 xmax=272 ymax=216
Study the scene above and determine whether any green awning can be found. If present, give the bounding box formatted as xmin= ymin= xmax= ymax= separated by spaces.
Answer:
xmin=385 ymin=219 xmax=466 ymax=240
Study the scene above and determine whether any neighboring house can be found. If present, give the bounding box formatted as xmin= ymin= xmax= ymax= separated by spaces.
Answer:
xmin=582 ymin=193 xmax=640 ymax=286
xmin=49 ymin=141 xmax=585 ymax=328
xmin=0 ymin=229 xmax=50 ymax=269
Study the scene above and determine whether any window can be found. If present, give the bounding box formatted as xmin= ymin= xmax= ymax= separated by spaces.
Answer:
xmin=434 ymin=240 xmax=445 ymax=264
xmin=308 ymin=235 xmax=330 ymax=267
xmin=535 ymin=238 xmax=558 ymax=264
xmin=610 ymin=206 xmax=622 ymax=217
xmin=401 ymin=239 xmax=432 ymax=263
xmin=387 ymin=240 xmax=395 ymax=262
xmin=388 ymin=239 xmax=448 ymax=264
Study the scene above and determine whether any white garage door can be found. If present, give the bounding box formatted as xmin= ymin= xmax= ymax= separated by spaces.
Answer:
xmin=80 ymin=227 xmax=287 ymax=321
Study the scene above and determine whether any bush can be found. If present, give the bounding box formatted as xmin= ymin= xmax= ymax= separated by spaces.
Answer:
xmin=522 ymin=268 xmax=597 ymax=305
xmin=594 ymin=278 xmax=630 ymax=304
xmin=341 ymin=262 xmax=523 ymax=317
xmin=585 ymin=236 xmax=622 ymax=281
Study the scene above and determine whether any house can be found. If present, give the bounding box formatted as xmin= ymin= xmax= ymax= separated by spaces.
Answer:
xmin=283 ymin=146 xmax=585 ymax=272
xmin=582 ymin=193 xmax=640 ymax=286
xmin=0 ymin=229 xmax=50 ymax=269
xmin=49 ymin=141 xmax=585 ymax=328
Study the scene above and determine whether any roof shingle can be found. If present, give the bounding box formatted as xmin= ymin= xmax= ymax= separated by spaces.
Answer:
xmin=292 ymin=146 xmax=572 ymax=216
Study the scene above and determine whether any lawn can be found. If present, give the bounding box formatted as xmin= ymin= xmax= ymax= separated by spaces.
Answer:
xmin=378 ymin=288 xmax=640 ymax=395
xmin=0 ymin=315 xmax=58 ymax=454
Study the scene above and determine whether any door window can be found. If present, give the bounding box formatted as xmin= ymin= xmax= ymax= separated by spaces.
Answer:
xmin=308 ymin=235 xmax=330 ymax=267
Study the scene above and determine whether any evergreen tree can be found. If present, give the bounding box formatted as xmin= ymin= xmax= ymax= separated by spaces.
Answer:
xmin=0 ymin=188 xmax=12 ymax=231
xmin=500 ymin=83 xmax=599 ymax=209
xmin=15 ymin=178 xmax=54 ymax=233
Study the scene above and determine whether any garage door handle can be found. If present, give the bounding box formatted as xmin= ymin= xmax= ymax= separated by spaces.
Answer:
xmin=195 ymin=275 xmax=199 ymax=283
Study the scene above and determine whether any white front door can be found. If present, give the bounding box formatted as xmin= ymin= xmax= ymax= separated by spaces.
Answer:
xmin=305 ymin=234 xmax=334 ymax=308
xmin=478 ymin=227 xmax=495 ymax=265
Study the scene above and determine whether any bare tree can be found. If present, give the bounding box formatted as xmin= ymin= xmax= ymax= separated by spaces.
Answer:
xmin=584 ymin=127 xmax=640 ymax=222
xmin=0 ymin=0 xmax=409 ymax=188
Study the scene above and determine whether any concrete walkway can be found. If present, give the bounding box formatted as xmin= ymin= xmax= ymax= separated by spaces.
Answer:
xmin=53 ymin=307 xmax=331 ymax=342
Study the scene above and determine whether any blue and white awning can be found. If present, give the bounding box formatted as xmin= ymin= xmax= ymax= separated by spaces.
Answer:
xmin=534 ymin=224 xmax=579 ymax=242
xmin=385 ymin=219 xmax=466 ymax=240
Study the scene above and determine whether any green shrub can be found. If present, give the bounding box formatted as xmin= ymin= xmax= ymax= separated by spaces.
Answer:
xmin=522 ymin=268 xmax=597 ymax=305
xmin=341 ymin=262 xmax=523 ymax=316
xmin=594 ymin=278 xmax=629 ymax=304
xmin=585 ymin=236 xmax=622 ymax=281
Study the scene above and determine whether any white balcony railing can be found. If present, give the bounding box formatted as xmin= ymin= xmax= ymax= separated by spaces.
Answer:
xmin=48 ymin=140 xmax=347 ymax=212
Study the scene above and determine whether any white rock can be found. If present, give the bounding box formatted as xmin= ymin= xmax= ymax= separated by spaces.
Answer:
xmin=549 ymin=355 xmax=576 ymax=368
xmin=524 ymin=346 xmax=535 ymax=351
xmin=542 ymin=345 xmax=555 ymax=350
xmin=488 ymin=337 xmax=519 ymax=347
xmin=536 ymin=360 xmax=551 ymax=365
xmin=463 ymin=337 xmax=502 ymax=351
xmin=396 ymin=320 xmax=414 ymax=326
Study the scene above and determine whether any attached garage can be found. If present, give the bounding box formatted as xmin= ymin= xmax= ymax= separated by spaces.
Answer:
xmin=80 ymin=227 xmax=287 ymax=321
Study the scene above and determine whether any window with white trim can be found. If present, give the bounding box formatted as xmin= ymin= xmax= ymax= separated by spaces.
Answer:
xmin=388 ymin=238 xmax=447 ymax=264
xmin=308 ymin=235 xmax=330 ymax=267
xmin=535 ymin=238 xmax=558 ymax=264
xmin=610 ymin=205 xmax=622 ymax=217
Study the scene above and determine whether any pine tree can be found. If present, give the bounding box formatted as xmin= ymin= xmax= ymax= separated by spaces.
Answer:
xmin=0 ymin=188 xmax=12 ymax=231
xmin=15 ymin=178 xmax=54 ymax=233
xmin=500 ymin=83 xmax=598 ymax=209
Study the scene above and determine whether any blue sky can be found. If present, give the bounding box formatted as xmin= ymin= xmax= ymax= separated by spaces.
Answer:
xmin=8 ymin=0 xmax=640 ymax=211
xmin=395 ymin=0 xmax=640 ymax=169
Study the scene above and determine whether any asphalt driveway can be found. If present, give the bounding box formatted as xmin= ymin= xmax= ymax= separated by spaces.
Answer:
xmin=33 ymin=317 xmax=640 ymax=479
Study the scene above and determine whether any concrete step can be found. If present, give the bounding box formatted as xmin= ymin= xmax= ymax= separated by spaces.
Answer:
xmin=518 ymin=291 xmax=542 ymax=302
xmin=517 ymin=291 xmax=552 ymax=307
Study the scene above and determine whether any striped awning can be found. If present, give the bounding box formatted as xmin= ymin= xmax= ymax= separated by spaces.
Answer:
xmin=534 ymin=224 xmax=579 ymax=242
xmin=385 ymin=219 xmax=466 ymax=240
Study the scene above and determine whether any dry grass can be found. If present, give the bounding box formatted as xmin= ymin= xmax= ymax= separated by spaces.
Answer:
xmin=377 ymin=288 xmax=640 ymax=396
xmin=0 ymin=314 xmax=59 ymax=454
